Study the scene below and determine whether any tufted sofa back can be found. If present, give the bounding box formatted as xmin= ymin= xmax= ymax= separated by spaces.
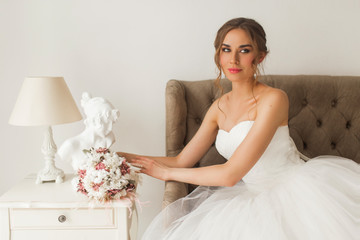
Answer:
xmin=260 ymin=75 xmax=360 ymax=162
xmin=165 ymin=75 xmax=360 ymax=193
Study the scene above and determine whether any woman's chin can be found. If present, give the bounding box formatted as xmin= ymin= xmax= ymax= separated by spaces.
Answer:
xmin=226 ymin=75 xmax=255 ymax=83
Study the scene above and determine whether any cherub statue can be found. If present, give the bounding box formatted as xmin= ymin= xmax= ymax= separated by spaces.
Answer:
xmin=58 ymin=92 xmax=120 ymax=170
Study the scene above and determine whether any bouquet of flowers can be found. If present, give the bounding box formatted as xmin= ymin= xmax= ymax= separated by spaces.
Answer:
xmin=72 ymin=147 xmax=139 ymax=203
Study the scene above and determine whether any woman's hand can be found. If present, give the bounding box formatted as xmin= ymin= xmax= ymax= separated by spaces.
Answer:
xmin=131 ymin=156 xmax=170 ymax=181
xmin=117 ymin=152 xmax=138 ymax=163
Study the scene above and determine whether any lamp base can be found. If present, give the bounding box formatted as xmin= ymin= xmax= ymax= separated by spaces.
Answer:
xmin=35 ymin=126 xmax=65 ymax=184
xmin=36 ymin=167 xmax=65 ymax=184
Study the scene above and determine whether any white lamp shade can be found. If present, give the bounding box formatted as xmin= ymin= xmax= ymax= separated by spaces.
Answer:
xmin=9 ymin=77 xmax=82 ymax=126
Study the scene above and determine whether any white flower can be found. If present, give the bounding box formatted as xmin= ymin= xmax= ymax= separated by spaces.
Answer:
xmin=72 ymin=147 xmax=140 ymax=202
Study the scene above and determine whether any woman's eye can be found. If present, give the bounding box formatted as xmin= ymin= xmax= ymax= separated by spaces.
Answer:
xmin=240 ymin=49 xmax=250 ymax=53
xmin=222 ymin=48 xmax=231 ymax=52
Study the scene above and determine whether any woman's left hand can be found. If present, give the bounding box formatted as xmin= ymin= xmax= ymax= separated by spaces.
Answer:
xmin=131 ymin=156 xmax=170 ymax=181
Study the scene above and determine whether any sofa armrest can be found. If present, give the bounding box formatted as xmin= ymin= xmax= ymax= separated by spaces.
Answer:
xmin=163 ymin=80 xmax=188 ymax=208
xmin=162 ymin=181 xmax=188 ymax=209
xmin=165 ymin=80 xmax=187 ymax=157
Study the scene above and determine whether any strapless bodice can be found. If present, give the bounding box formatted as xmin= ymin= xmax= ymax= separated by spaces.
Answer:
xmin=216 ymin=121 xmax=304 ymax=184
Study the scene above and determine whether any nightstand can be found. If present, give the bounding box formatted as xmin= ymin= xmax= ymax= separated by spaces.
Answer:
xmin=0 ymin=174 xmax=135 ymax=240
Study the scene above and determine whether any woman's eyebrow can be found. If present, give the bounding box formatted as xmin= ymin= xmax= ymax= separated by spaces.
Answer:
xmin=239 ymin=44 xmax=252 ymax=48
xmin=222 ymin=43 xmax=253 ymax=48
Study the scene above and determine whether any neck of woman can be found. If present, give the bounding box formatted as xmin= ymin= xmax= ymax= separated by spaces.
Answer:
xmin=230 ymin=78 xmax=257 ymax=101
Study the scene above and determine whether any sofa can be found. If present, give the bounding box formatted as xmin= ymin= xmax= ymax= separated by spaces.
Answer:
xmin=163 ymin=75 xmax=360 ymax=208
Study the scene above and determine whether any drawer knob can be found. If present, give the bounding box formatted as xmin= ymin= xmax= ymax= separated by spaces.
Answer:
xmin=58 ymin=215 xmax=67 ymax=223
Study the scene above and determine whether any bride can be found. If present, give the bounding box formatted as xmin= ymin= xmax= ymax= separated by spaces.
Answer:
xmin=120 ymin=17 xmax=360 ymax=239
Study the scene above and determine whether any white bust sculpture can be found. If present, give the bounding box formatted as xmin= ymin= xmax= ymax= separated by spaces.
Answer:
xmin=58 ymin=92 xmax=120 ymax=170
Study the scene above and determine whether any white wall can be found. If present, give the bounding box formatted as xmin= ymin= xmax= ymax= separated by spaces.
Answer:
xmin=1 ymin=0 xmax=359 ymax=238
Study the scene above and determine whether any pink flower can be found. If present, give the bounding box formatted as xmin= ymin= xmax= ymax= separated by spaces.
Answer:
xmin=78 ymin=169 xmax=87 ymax=179
xmin=108 ymin=189 xmax=122 ymax=196
xmin=95 ymin=162 xmax=108 ymax=171
xmin=92 ymin=182 xmax=104 ymax=191
xmin=120 ymin=162 xmax=131 ymax=175
xmin=96 ymin=147 xmax=110 ymax=154
xmin=77 ymin=180 xmax=87 ymax=195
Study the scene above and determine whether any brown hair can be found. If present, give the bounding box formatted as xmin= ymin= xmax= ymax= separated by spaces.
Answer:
xmin=214 ymin=18 xmax=269 ymax=94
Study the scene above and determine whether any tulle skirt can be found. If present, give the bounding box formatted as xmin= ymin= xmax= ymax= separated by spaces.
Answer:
xmin=142 ymin=157 xmax=360 ymax=240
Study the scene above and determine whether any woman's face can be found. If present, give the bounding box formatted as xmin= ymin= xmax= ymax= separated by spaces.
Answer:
xmin=220 ymin=28 xmax=258 ymax=82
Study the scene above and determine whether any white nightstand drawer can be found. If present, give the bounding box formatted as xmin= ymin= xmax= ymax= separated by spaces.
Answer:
xmin=1 ymin=175 xmax=132 ymax=240
xmin=10 ymin=208 xmax=116 ymax=229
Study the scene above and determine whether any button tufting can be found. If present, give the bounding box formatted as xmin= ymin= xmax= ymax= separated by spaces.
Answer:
xmin=301 ymin=99 xmax=308 ymax=106
xmin=346 ymin=121 xmax=351 ymax=129
xmin=330 ymin=142 xmax=336 ymax=149
xmin=316 ymin=120 xmax=322 ymax=127
xmin=195 ymin=118 xmax=202 ymax=124
xmin=303 ymin=141 xmax=307 ymax=149
xmin=331 ymin=99 xmax=337 ymax=107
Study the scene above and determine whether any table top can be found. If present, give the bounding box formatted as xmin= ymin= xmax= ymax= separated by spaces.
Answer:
xmin=0 ymin=173 xmax=132 ymax=209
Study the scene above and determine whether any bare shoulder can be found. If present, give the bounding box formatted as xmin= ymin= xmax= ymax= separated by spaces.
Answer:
xmin=257 ymin=85 xmax=289 ymax=125
xmin=208 ymin=97 xmax=223 ymax=122
xmin=259 ymin=85 xmax=289 ymax=108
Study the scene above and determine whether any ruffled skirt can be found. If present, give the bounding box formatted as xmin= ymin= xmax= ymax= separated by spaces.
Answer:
xmin=142 ymin=157 xmax=360 ymax=240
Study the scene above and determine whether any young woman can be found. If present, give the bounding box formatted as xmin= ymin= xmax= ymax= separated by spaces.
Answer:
xmin=120 ymin=18 xmax=360 ymax=239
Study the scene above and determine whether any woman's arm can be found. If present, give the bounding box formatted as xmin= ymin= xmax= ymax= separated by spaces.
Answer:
xmin=133 ymin=89 xmax=289 ymax=187
xmin=118 ymin=100 xmax=220 ymax=168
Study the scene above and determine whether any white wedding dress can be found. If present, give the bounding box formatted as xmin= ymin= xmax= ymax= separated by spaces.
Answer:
xmin=142 ymin=121 xmax=360 ymax=240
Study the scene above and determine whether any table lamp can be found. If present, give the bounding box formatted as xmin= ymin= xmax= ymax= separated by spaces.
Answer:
xmin=9 ymin=77 xmax=82 ymax=184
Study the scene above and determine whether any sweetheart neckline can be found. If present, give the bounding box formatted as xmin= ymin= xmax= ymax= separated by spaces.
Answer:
xmin=218 ymin=120 xmax=254 ymax=134
xmin=218 ymin=120 xmax=288 ymax=134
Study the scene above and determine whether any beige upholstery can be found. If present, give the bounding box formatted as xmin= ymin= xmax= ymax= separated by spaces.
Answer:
xmin=163 ymin=75 xmax=360 ymax=208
